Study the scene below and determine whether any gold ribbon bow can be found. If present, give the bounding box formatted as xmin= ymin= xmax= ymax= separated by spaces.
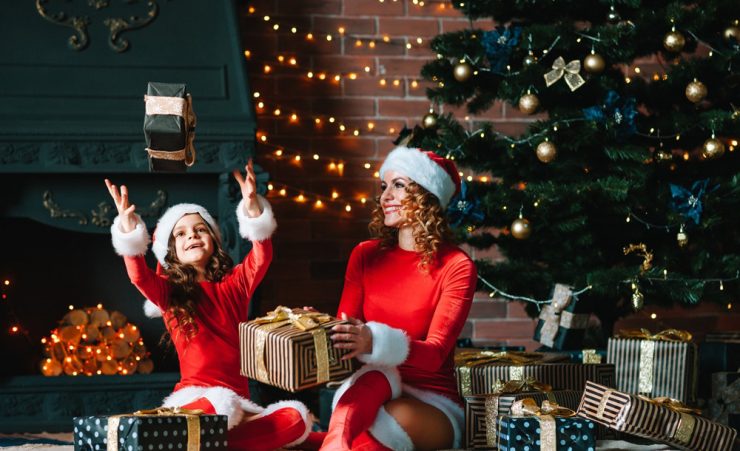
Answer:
xmin=253 ymin=306 xmax=335 ymax=385
xmin=498 ymin=398 xmax=576 ymax=449
xmin=637 ymin=396 xmax=701 ymax=444
xmin=544 ymin=56 xmax=585 ymax=91
xmin=617 ymin=328 xmax=693 ymax=342
xmin=492 ymin=377 xmax=552 ymax=395
xmin=144 ymin=94 xmax=197 ymax=167
xmin=107 ymin=407 xmax=203 ymax=451
xmin=455 ymin=351 xmax=545 ymax=396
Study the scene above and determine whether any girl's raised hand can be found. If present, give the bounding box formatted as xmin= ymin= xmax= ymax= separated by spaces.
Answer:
xmin=104 ymin=179 xmax=137 ymax=233
xmin=232 ymin=159 xmax=262 ymax=218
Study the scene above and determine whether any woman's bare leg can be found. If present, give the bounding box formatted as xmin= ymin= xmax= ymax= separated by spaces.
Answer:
xmin=383 ymin=396 xmax=454 ymax=451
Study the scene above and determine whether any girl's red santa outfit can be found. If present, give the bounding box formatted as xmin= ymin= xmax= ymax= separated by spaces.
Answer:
xmin=110 ymin=196 xmax=311 ymax=451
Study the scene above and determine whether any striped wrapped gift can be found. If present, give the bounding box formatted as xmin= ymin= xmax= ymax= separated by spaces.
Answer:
xmin=577 ymin=381 xmax=737 ymax=451
xmin=239 ymin=307 xmax=355 ymax=392
xmin=607 ymin=329 xmax=697 ymax=403
xmin=464 ymin=389 xmax=583 ymax=449
xmin=455 ymin=356 xmax=615 ymax=396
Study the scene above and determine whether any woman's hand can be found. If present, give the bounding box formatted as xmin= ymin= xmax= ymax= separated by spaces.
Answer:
xmin=233 ymin=159 xmax=262 ymax=218
xmin=331 ymin=313 xmax=373 ymax=360
xmin=104 ymin=179 xmax=137 ymax=233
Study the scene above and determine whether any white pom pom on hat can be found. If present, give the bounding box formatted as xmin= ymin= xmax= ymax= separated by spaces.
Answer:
xmin=379 ymin=146 xmax=462 ymax=208
xmin=151 ymin=203 xmax=221 ymax=268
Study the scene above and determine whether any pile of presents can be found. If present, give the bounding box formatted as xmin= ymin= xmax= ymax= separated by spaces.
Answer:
xmin=72 ymin=299 xmax=739 ymax=450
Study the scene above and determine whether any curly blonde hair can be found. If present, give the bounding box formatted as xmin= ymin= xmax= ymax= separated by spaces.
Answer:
xmin=368 ymin=181 xmax=453 ymax=268
xmin=162 ymin=225 xmax=233 ymax=342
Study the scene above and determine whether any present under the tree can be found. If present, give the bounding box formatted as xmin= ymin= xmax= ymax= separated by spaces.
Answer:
xmin=239 ymin=306 xmax=356 ymax=392
xmin=496 ymin=398 xmax=597 ymax=450
xmin=73 ymin=408 xmax=227 ymax=451
xmin=463 ymin=378 xmax=583 ymax=449
xmin=553 ymin=349 xmax=606 ymax=364
xmin=705 ymin=331 xmax=740 ymax=343
xmin=707 ymin=372 xmax=740 ymax=426
xmin=143 ymin=82 xmax=196 ymax=172
xmin=606 ymin=329 xmax=697 ymax=403
xmin=454 ymin=350 xmax=615 ymax=396
xmin=698 ymin=340 xmax=740 ymax=401
xmin=533 ymin=284 xmax=591 ymax=350
xmin=578 ymin=380 xmax=737 ymax=451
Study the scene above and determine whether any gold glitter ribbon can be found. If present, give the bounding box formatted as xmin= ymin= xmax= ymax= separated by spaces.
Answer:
xmin=617 ymin=328 xmax=693 ymax=342
xmin=252 ymin=306 xmax=334 ymax=385
xmin=637 ymin=396 xmax=701 ymax=444
xmin=617 ymin=329 xmax=692 ymax=395
xmin=581 ymin=349 xmax=602 ymax=364
xmin=497 ymin=398 xmax=576 ymax=449
xmin=107 ymin=407 xmax=203 ymax=451
xmin=544 ymin=56 xmax=585 ymax=91
xmin=455 ymin=351 xmax=545 ymax=396
xmin=144 ymin=94 xmax=197 ymax=167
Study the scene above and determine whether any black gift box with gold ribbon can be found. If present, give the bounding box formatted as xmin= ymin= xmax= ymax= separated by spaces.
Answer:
xmin=239 ymin=306 xmax=356 ymax=392
xmin=73 ymin=409 xmax=227 ymax=451
xmin=577 ymin=380 xmax=737 ymax=451
xmin=143 ymin=82 xmax=197 ymax=172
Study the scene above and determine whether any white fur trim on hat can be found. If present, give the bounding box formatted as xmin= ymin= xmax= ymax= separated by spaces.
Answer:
xmin=402 ymin=384 xmax=464 ymax=448
xmin=254 ymin=400 xmax=312 ymax=447
xmin=110 ymin=215 xmax=150 ymax=256
xmin=368 ymin=407 xmax=414 ymax=451
xmin=331 ymin=365 xmax=403 ymax=411
xmin=236 ymin=195 xmax=277 ymax=242
xmin=152 ymin=203 xmax=221 ymax=268
xmin=162 ymin=385 xmax=264 ymax=430
xmin=357 ymin=322 xmax=410 ymax=367
xmin=380 ymin=145 xmax=456 ymax=208
xmin=143 ymin=299 xmax=162 ymax=318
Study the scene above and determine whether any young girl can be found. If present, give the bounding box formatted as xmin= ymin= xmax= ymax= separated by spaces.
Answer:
xmin=315 ymin=146 xmax=477 ymax=450
xmin=105 ymin=160 xmax=312 ymax=451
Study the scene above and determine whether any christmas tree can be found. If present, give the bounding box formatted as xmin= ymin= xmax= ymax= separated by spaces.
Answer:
xmin=404 ymin=1 xmax=740 ymax=342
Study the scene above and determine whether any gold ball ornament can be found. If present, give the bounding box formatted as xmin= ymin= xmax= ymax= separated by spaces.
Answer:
xmin=511 ymin=217 xmax=532 ymax=240
xmin=518 ymin=93 xmax=540 ymax=115
xmin=536 ymin=140 xmax=557 ymax=163
xmin=723 ymin=25 xmax=740 ymax=43
xmin=583 ymin=53 xmax=606 ymax=74
xmin=663 ymin=30 xmax=686 ymax=52
xmin=702 ymin=138 xmax=726 ymax=159
xmin=422 ymin=112 xmax=438 ymax=128
xmin=685 ymin=80 xmax=707 ymax=103
xmin=631 ymin=289 xmax=644 ymax=311
xmin=453 ymin=62 xmax=473 ymax=82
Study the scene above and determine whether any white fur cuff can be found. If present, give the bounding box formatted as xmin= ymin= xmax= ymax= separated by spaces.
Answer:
xmin=162 ymin=385 xmax=263 ymax=430
xmin=369 ymin=407 xmax=414 ymax=451
xmin=236 ymin=195 xmax=277 ymax=242
xmin=143 ymin=300 xmax=162 ymax=318
xmin=111 ymin=215 xmax=150 ymax=257
xmin=358 ymin=322 xmax=410 ymax=367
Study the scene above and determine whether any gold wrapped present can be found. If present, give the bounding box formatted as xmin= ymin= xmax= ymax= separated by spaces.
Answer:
xmin=239 ymin=306 xmax=355 ymax=392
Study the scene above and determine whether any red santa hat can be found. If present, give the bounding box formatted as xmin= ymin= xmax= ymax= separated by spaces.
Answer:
xmin=379 ymin=146 xmax=461 ymax=208
xmin=151 ymin=203 xmax=221 ymax=268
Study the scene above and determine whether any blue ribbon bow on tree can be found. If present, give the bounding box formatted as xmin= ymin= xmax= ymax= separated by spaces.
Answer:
xmin=482 ymin=26 xmax=522 ymax=72
xmin=582 ymin=91 xmax=638 ymax=140
xmin=447 ymin=181 xmax=485 ymax=228
xmin=670 ymin=179 xmax=711 ymax=225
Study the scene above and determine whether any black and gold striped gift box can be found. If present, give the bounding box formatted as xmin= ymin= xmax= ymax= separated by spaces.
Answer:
xmin=577 ymin=380 xmax=737 ymax=451
xmin=239 ymin=318 xmax=355 ymax=392
xmin=464 ymin=390 xmax=583 ymax=449
xmin=607 ymin=336 xmax=697 ymax=403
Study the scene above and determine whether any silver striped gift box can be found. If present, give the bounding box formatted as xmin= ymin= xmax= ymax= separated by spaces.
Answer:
xmin=578 ymin=381 xmax=737 ymax=451
xmin=239 ymin=315 xmax=355 ymax=392
xmin=607 ymin=336 xmax=698 ymax=403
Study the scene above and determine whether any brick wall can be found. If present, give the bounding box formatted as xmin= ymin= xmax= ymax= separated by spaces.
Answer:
xmin=239 ymin=1 xmax=739 ymax=350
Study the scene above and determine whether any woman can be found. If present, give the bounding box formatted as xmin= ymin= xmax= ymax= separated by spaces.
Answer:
xmin=319 ymin=146 xmax=477 ymax=450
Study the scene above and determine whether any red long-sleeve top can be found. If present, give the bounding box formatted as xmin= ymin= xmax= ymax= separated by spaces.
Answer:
xmin=122 ymin=240 xmax=272 ymax=398
xmin=337 ymin=240 xmax=477 ymax=402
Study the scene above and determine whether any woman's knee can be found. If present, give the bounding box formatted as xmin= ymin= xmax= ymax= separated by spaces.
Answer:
xmin=383 ymin=397 xmax=454 ymax=451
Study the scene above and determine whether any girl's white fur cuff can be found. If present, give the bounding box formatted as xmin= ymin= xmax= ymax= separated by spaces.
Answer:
xmin=111 ymin=215 xmax=150 ymax=256
xmin=236 ymin=195 xmax=277 ymax=242
xmin=358 ymin=322 xmax=410 ymax=367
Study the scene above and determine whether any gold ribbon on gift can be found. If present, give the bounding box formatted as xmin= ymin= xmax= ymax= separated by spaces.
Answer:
xmin=455 ymin=351 xmax=545 ymax=396
xmin=144 ymin=94 xmax=197 ymax=167
xmin=485 ymin=377 xmax=557 ymax=446
xmin=253 ymin=306 xmax=334 ymax=385
xmin=544 ymin=56 xmax=585 ymax=91
xmin=617 ymin=328 xmax=693 ymax=395
xmin=107 ymin=407 xmax=203 ymax=451
xmin=581 ymin=349 xmax=602 ymax=364
xmin=637 ymin=395 xmax=701 ymax=445
xmin=492 ymin=398 xmax=576 ymax=448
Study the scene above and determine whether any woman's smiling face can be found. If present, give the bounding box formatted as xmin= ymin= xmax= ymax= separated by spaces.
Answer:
xmin=380 ymin=170 xmax=412 ymax=228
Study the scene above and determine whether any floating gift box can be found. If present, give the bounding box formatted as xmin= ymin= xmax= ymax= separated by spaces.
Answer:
xmin=143 ymin=82 xmax=196 ymax=172
xmin=239 ymin=306 xmax=356 ymax=392
xmin=607 ymin=328 xmax=697 ymax=403
xmin=577 ymin=380 xmax=737 ymax=451
xmin=73 ymin=408 xmax=227 ymax=451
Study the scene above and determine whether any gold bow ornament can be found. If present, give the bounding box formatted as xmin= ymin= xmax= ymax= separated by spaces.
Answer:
xmin=485 ymin=378 xmax=557 ymax=446
xmin=107 ymin=407 xmax=205 ymax=451
xmin=544 ymin=56 xmax=586 ymax=91
xmin=492 ymin=398 xmax=577 ymax=448
xmin=455 ymin=351 xmax=546 ymax=396
xmin=252 ymin=306 xmax=335 ymax=385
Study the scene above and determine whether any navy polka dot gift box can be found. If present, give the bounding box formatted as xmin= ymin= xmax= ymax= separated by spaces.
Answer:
xmin=496 ymin=415 xmax=596 ymax=451
xmin=73 ymin=413 xmax=228 ymax=451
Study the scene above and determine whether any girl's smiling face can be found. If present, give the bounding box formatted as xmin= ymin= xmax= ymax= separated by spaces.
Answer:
xmin=172 ymin=214 xmax=215 ymax=270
